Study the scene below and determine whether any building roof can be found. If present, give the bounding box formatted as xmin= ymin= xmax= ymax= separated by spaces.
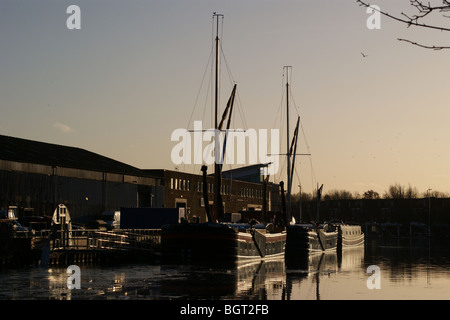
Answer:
xmin=222 ymin=163 xmax=271 ymax=183
xmin=0 ymin=134 xmax=145 ymax=176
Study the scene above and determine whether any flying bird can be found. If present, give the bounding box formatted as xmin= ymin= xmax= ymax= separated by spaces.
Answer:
xmin=361 ymin=52 xmax=368 ymax=58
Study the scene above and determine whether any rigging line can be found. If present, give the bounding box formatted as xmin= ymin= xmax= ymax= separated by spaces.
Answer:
xmin=299 ymin=121 xmax=317 ymax=183
xmin=272 ymin=74 xmax=286 ymax=131
xmin=289 ymin=90 xmax=301 ymax=118
xmin=220 ymin=45 xmax=249 ymax=132
xmin=219 ymin=45 xmax=259 ymax=170
xmin=275 ymin=153 xmax=287 ymax=185
xmin=182 ymin=45 xmax=214 ymax=174
xmin=294 ymin=165 xmax=302 ymax=194
xmin=186 ymin=44 xmax=215 ymax=130
xmin=309 ymin=155 xmax=317 ymax=193
xmin=285 ymin=69 xmax=301 ymax=119
xmin=190 ymin=49 xmax=215 ymax=176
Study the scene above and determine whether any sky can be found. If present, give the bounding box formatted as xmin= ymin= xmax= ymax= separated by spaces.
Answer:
xmin=1 ymin=0 xmax=449 ymax=197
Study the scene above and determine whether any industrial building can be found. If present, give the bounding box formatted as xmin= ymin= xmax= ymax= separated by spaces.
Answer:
xmin=0 ymin=134 xmax=160 ymax=224
xmin=0 ymin=134 xmax=282 ymax=225
xmin=145 ymin=167 xmax=281 ymax=223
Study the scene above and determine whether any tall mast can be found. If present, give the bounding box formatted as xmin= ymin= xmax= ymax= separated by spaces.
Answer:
xmin=284 ymin=66 xmax=292 ymax=224
xmin=213 ymin=12 xmax=224 ymax=221
xmin=213 ymin=12 xmax=223 ymax=130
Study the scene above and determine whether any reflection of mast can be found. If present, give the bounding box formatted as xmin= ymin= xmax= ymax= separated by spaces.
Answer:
xmin=315 ymin=253 xmax=324 ymax=301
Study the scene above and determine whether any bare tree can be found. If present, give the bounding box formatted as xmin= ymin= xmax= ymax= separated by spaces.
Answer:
xmin=383 ymin=183 xmax=419 ymax=199
xmin=384 ymin=183 xmax=405 ymax=199
xmin=323 ymin=189 xmax=355 ymax=200
xmin=363 ymin=190 xmax=380 ymax=199
xmin=422 ymin=189 xmax=450 ymax=198
xmin=357 ymin=0 xmax=450 ymax=49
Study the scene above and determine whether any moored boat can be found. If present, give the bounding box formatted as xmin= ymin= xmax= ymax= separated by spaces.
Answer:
xmin=329 ymin=221 xmax=365 ymax=250
xmin=275 ymin=67 xmax=338 ymax=265
xmin=286 ymin=223 xmax=338 ymax=255
xmin=161 ymin=222 xmax=286 ymax=264
xmin=160 ymin=13 xmax=286 ymax=265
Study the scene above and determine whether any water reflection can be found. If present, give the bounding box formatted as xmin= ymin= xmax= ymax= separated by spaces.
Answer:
xmin=0 ymin=238 xmax=449 ymax=300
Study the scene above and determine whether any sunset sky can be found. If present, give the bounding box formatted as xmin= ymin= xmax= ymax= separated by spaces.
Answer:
xmin=1 ymin=0 xmax=449 ymax=196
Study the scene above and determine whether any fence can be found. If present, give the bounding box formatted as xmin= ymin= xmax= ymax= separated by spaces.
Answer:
xmin=49 ymin=229 xmax=161 ymax=252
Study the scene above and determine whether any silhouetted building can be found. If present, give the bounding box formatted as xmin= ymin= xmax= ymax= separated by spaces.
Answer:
xmin=0 ymin=134 xmax=282 ymax=225
xmin=0 ymin=134 xmax=158 ymax=223
xmin=144 ymin=168 xmax=281 ymax=223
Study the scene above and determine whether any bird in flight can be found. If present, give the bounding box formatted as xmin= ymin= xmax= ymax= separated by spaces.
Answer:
xmin=361 ymin=52 xmax=368 ymax=58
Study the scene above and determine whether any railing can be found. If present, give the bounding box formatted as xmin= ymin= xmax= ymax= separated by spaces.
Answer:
xmin=51 ymin=229 xmax=161 ymax=252
xmin=11 ymin=228 xmax=161 ymax=252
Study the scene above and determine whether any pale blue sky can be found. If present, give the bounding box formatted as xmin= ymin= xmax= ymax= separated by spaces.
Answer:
xmin=1 ymin=0 xmax=449 ymax=196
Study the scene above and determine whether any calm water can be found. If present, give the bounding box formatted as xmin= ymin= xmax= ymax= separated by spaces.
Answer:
xmin=0 ymin=238 xmax=449 ymax=300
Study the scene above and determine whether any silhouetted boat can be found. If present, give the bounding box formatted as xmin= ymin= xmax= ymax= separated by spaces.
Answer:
xmin=161 ymin=13 xmax=286 ymax=265
xmin=162 ymin=221 xmax=286 ymax=264
xmin=278 ymin=69 xmax=338 ymax=263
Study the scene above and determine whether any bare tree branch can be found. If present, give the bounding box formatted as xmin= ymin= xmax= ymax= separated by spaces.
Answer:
xmin=358 ymin=0 xmax=450 ymax=49
xmin=357 ymin=0 xmax=450 ymax=31
xmin=397 ymin=38 xmax=450 ymax=49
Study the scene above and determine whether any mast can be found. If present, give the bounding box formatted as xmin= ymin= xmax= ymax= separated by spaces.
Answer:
xmin=213 ymin=13 xmax=224 ymax=221
xmin=214 ymin=12 xmax=222 ymax=130
xmin=284 ymin=66 xmax=292 ymax=224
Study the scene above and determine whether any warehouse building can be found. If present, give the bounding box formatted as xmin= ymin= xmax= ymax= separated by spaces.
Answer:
xmin=0 ymin=134 xmax=160 ymax=223
xmin=0 ymin=134 xmax=282 ymax=225
xmin=145 ymin=166 xmax=281 ymax=223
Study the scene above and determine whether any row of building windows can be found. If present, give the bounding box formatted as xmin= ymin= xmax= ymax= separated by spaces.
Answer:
xmin=169 ymin=178 xmax=265 ymax=199
xmin=170 ymin=178 xmax=191 ymax=191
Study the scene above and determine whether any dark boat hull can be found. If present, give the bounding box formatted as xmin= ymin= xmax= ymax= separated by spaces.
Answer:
xmin=161 ymin=223 xmax=286 ymax=265
xmin=285 ymin=224 xmax=338 ymax=267
xmin=286 ymin=225 xmax=338 ymax=253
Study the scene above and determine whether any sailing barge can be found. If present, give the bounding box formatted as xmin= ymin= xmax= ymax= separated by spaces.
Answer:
xmin=161 ymin=13 xmax=286 ymax=265
xmin=162 ymin=222 xmax=286 ymax=263
xmin=277 ymin=67 xmax=338 ymax=263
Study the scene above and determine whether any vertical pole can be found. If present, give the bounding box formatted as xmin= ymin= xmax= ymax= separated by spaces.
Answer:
xmin=213 ymin=13 xmax=224 ymax=221
xmin=284 ymin=66 xmax=292 ymax=224
xmin=298 ymin=184 xmax=302 ymax=223
xmin=427 ymin=188 xmax=432 ymax=236
xmin=214 ymin=14 xmax=220 ymax=130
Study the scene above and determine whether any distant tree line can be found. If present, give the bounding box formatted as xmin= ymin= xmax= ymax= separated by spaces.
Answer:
xmin=291 ymin=183 xmax=450 ymax=202
xmin=287 ymin=183 xmax=450 ymax=226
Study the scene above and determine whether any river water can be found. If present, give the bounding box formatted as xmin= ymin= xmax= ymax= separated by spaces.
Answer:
xmin=0 ymin=237 xmax=449 ymax=301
